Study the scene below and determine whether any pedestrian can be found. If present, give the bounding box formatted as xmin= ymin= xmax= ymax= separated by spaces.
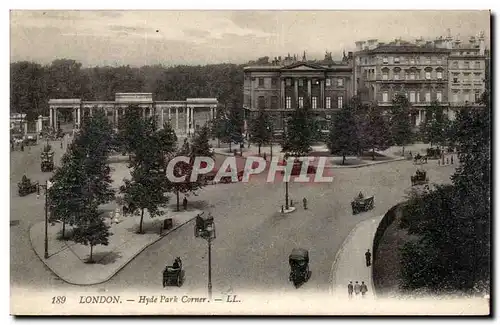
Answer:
xmin=183 ymin=197 xmax=188 ymax=210
xmin=347 ymin=281 xmax=353 ymax=298
xmin=451 ymin=155 xmax=454 ymax=164
xmin=354 ymin=281 xmax=361 ymax=295
xmin=446 ymin=157 xmax=449 ymax=165
xmin=365 ymin=249 xmax=372 ymax=267
xmin=263 ymin=152 xmax=267 ymax=161
xmin=360 ymin=281 xmax=368 ymax=297
xmin=290 ymin=199 xmax=294 ymax=207
xmin=281 ymin=205 xmax=284 ymax=213
xmin=303 ymin=197 xmax=308 ymax=210
xmin=21 ymin=144 xmax=24 ymax=152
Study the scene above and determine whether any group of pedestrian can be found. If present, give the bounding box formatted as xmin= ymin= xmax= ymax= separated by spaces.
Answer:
xmin=347 ymin=281 xmax=368 ymax=298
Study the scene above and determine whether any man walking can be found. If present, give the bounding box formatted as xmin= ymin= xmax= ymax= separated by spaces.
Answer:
xmin=360 ymin=281 xmax=368 ymax=297
xmin=347 ymin=281 xmax=353 ymax=298
xmin=354 ymin=281 xmax=361 ymax=296
xmin=365 ymin=249 xmax=372 ymax=267
xmin=303 ymin=197 xmax=308 ymax=210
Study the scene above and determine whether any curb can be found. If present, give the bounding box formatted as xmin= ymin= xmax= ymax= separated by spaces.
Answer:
xmin=325 ymin=157 xmax=406 ymax=169
xmin=29 ymin=214 xmax=198 ymax=286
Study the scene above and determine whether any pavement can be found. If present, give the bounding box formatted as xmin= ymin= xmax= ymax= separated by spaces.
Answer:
xmin=11 ymin=136 xmax=456 ymax=299
xmin=29 ymin=207 xmax=201 ymax=285
xmin=330 ymin=215 xmax=384 ymax=300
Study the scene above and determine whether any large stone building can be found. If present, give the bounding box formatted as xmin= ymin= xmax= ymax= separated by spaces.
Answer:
xmin=353 ymin=31 xmax=488 ymax=125
xmin=353 ymin=39 xmax=451 ymax=126
xmin=48 ymin=93 xmax=218 ymax=136
xmin=243 ymin=54 xmax=353 ymax=131
xmin=447 ymin=32 xmax=487 ymax=120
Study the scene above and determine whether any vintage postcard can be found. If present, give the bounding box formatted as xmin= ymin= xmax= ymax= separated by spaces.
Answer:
xmin=9 ymin=10 xmax=491 ymax=315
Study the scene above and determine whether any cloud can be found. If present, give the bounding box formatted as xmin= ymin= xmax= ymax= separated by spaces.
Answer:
xmin=228 ymin=11 xmax=279 ymax=34
xmin=183 ymin=28 xmax=211 ymax=39
xmin=108 ymin=25 xmax=154 ymax=34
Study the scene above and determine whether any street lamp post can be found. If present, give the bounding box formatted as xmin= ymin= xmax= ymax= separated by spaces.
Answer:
xmin=199 ymin=220 xmax=216 ymax=300
xmin=39 ymin=180 xmax=51 ymax=259
xmin=285 ymin=180 xmax=289 ymax=210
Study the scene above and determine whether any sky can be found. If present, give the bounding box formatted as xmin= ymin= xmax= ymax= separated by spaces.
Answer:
xmin=10 ymin=10 xmax=491 ymax=67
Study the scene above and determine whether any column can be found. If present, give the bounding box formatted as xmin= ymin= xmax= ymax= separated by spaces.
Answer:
xmin=142 ymin=107 xmax=146 ymax=119
xmin=49 ymin=108 xmax=53 ymax=129
xmin=168 ymin=107 xmax=171 ymax=122
xmin=307 ymin=79 xmax=312 ymax=100
xmin=185 ymin=107 xmax=189 ymax=134
xmin=191 ymin=106 xmax=195 ymax=132
xmin=213 ymin=106 xmax=217 ymax=119
xmin=294 ymin=79 xmax=299 ymax=106
xmin=281 ymin=79 xmax=285 ymax=108
xmin=77 ymin=106 xmax=81 ymax=128
xmin=176 ymin=107 xmax=179 ymax=131
xmin=54 ymin=108 xmax=57 ymax=130
xmin=320 ymin=80 xmax=325 ymax=108
xmin=161 ymin=107 xmax=164 ymax=128
xmin=210 ymin=106 xmax=214 ymax=120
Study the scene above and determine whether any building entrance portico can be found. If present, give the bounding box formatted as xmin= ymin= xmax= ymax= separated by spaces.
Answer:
xmin=48 ymin=93 xmax=218 ymax=136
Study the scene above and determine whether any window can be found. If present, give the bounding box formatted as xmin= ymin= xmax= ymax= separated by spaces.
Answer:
xmin=425 ymin=71 xmax=431 ymax=80
xmin=382 ymin=72 xmax=388 ymax=80
xmin=271 ymin=78 xmax=278 ymax=86
xmin=337 ymin=78 xmax=344 ymax=87
xmin=394 ymin=57 xmax=400 ymax=63
xmin=388 ymin=56 xmax=394 ymax=64
xmin=475 ymin=91 xmax=481 ymax=102
xmin=453 ymin=61 xmax=458 ymax=69
xmin=325 ymin=78 xmax=331 ymax=87
xmin=383 ymin=56 xmax=388 ymax=64
xmin=326 ymin=97 xmax=331 ymax=109
xmin=394 ymin=73 xmax=400 ymax=80
xmin=453 ymin=92 xmax=458 ymax=102
xmin=410 ymin=58 xmax=415 ymax=64
xmin=286 ymin=78 xmax=292 ymax=87
xmin=258 ymin=96 xmax=266 ymax=109
xmin=425 ymin=56 xmax=431 ymax=64
xmin=437 ymin=71 xmax=443 ymax=79
xmin=425 ymin=92 xmax=431 ymax=102
xmin=298 ymin=97 xmax=304 ymax=108
xmin=410 ymin=72 xmax=416 ymax=80
xmin=417 ymin=92 xmax=421 ymax=102
xmin=409 ymin=91 xmax=416 ymax=103
xmin=437 ymin=57 xmax=442 ymax=65
xmin=464 ymin=61 xmax=470 ymax=69
xmin=311 ymin=97 xmax=317 ymax=109
xmin=286 ymin=96 xmax=291 ymax=109
xmin=436 ymin=92 xmax=442 ymax=102
xmin=298 ymin=79 xmax=304 ymax=87
xmin=453 ymin=77 xmax=459 ymax=83
xmin=364 ymin=58 xmax=367 ymax=65
xmin=258 ymin=78 xmax=264 ymax=87
xmin=382 ymin=92 xmax=389 ymax=102
xmin=337 ymin=96 xmax=343 ymax=109
xmin=464 ymin=92 xmax=470 ymax=102
xmin=475 ymin=61 xmax=481 ymax=69
xmin=271 ymin=96 xmax=278 ymax=109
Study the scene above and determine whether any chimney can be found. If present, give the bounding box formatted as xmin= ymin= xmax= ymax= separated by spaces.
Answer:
xmin=478 ymin=31 xmax=486 ymax=55
xmin=348 ymin=51 xmax=353 ymax=59
xmin=355 ymin=41 xmax=366 ymax=51
xmin=415 ymin=37 xmax=424 ymax=46
xmin=469 ymin=36 xmax=476 ymax=47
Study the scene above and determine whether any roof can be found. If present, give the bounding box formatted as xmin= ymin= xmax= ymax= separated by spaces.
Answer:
xmin=357 ymin=45 xmax=451 ymax=54
xmin=244 ymin=61 xmax=351 ymax=72
xmin=289 ymin=248 xmax=309 ymax=259
xmin=186 ymin=98 xmax=218 ymax=104
xmin=48 ymin=98 xmax=81 ymax=104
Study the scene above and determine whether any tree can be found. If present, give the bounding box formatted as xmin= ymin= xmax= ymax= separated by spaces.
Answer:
xmin=358 ymin=105 xmax=391 ymax=160
xmin=77 ymin=110 xmax=115 ymax=206
xmin=212 ymin=106 xmax=230 ymax=148
xmin=48 ymin=141 xmax=87 ymax=238
xmin=389 ymin=94 xmax=414 ymax=156
xmin=116 ymin=106 xmax=144 ymax=156
xmin=399 ymin=91 xmax=491 ymax=294
xmin=156 ymin=121 xmax=178 ymax=157
xmin=248 ymin=109 xmax=272 ymax=155
xmin=227 ymin=102 xmax=244 ymax=150
xmin=282 ymin=100 xmax=313 ymax=157
xmin=327 ymin=105 xmax=359 ymax=165
xmin=120 ymin=117 xmax=170 ymax=233
xmin=10 ymin=61 xmax=48 ymax=121
xmin=72 ymin=203 xmax=112 ymax=263
xmin=191 ymin=124 xmax=213 ymax=157
xmin=419 ymin=101 xmax=449 ymax=148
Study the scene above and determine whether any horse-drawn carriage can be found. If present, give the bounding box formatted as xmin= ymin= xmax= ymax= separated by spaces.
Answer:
xmin=351 ymin=192 xmax=375 ymax=215
xmin=194 ymin=212 xmax=215 ymax=238
xmin=18 ymin=175 xmax=39 ymax=197
xmin=413 ymin=153 xmax=428 ymax=165
xmin=289 ymin=248 xmax=311 ymax=288
xmin=162 ymin=257 xmax=183 ymax=287
xmin=411 ymin=169 xmax=429 ymax=186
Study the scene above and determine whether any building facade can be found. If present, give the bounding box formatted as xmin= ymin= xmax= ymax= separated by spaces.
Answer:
xmin=243 ymin=58 xmax=353 ymax=131
xmin=447 ymin=33 xmax=487 ymax=120
xmin=48 ymin=93 xmax=218 ymax=136
xmin=354 ymin=40 xmax=450 ymax=126
xmin=353 ymin=32 xmax=487 ymax=125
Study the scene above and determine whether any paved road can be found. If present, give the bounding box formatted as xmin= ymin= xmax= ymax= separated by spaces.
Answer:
xmin=10 ymin=142 xmax=455 ymax=298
